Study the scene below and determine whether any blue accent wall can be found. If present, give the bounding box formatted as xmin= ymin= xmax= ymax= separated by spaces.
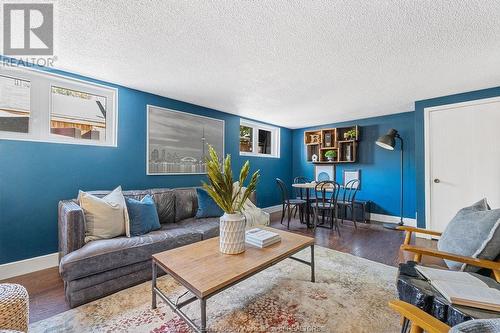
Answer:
xmin=414 ymin=86 xmax=500 ymax=228
xmin=292 ymin=111 xmax=416 ymax=219
xmin=0 ymin=63 xmax=293 ymax=264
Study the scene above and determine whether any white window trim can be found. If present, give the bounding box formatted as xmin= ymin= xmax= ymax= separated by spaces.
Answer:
xmin=0 ymin=65 xmax=118 ymax=147
xmin=239 ymin=119 xmax=280 ymax=158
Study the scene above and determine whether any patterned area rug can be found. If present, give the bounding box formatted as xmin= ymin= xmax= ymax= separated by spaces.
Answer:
xmin=30 ymin=246 xmax=400 ymax=333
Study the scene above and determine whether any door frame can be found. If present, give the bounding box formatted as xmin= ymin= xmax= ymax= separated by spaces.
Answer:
xmin=424 ymin=96 xmax=500 ymax=231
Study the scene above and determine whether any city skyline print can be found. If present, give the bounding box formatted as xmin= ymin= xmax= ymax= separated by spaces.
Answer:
xmin=147 ymin=105 xmax=224 ymax=175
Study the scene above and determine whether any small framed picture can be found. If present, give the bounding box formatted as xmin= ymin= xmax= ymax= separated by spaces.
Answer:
xmin=315 ymin=165 xmax=335 ymax=182
xmin=343 ymin=169 xmax=360 ymax=189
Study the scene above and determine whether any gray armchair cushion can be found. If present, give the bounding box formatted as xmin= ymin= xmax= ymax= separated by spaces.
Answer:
xmin=450 ymin=319 xmax=500 ymax=333
xmin=150 ymin=188 xmax=175 ymax=224
xmin=174 ymin=188 xmax=198 ymax=222
xmin=59 ymin=228 xmax=201 ymax=281
xmin=163 ymin=217 xmax=220 ymax=240
xmin=438 ymin=198 xmax=500 ymax=272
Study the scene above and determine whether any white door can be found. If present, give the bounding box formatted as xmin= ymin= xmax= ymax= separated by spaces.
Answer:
xmin=426 ymin=98 xmax=500 ymax=232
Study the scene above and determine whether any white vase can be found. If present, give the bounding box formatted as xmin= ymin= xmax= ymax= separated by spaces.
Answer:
xmin=219 ymin=213 xmax=246 ymax=254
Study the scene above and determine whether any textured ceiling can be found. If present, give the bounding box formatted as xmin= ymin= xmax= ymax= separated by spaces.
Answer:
xmin=19 ymin=1 xmax=500 ymax=128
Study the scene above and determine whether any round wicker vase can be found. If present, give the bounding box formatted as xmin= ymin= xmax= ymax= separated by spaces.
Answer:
xmin=219 ymin=213 xmax=246 ymax=254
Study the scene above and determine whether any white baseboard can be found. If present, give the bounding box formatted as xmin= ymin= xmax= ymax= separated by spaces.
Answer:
xmin=262 ymin=205 xmax=282 ymax=214
xmin=0 ymin=252 xmax=59 ymax=280
xmin=369 ymin=213 xmax=417 ymax=227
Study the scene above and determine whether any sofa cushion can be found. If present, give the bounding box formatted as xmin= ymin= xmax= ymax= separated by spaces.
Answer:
xmin=164 ymin=217 xmax=220 ymax=240
xmin=195 ymin=187 xmax=223 ymax=218
xmin=150 ymin=188 xmax=175 ymax=224
xmin=67 ymin=260 xmax=151 ymax=294
xmin=78 ymin=186 xmax=128 ymax=242
xmin=125 ymin=195 xmax=161 ymax=237
xmin=59 ymin=228 xmax=201 ymax=281
xmin=174 ymin=188 xmax=198 ymax=222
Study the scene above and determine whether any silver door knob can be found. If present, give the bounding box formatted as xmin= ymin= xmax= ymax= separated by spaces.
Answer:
xmin=434 ymin=179 xmax=440 ymax=183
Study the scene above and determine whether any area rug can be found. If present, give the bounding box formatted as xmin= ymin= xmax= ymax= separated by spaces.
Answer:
xmin=29 ymin=246 xmax=400 ymax=333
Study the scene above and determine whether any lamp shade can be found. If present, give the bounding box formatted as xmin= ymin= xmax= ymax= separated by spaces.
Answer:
xmin=375 ymin=129 xmax=398 ymax=150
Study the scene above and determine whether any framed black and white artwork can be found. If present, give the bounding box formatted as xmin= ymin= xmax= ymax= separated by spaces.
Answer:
xmin=147 ymin=105 xmax=224 ymax=175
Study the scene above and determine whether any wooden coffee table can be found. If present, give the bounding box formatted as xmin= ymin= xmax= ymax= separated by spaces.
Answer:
xmin=151 ymin=227 xmax=315 ymax=333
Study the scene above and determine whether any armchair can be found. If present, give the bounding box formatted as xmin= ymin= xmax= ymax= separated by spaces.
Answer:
xmin=389 ymin=300 xmax=500 ymax=333
xmin=398 ymin=226 xmax=500 ymax=282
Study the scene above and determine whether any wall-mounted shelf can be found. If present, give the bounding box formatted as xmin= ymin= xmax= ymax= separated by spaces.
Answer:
xmin=304 ymin=125 xmax=359 ymax=163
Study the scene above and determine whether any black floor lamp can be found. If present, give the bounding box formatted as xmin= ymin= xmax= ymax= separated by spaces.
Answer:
xmin=375 ymin=129 xmax=404 ymax=230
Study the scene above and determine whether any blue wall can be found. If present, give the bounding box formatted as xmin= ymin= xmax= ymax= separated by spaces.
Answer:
xmin=0 ymin=63 xmax=293 ymax=264
xmin=292 ymin=111 xmax=416 ymax=219
xmin=414 ymin=86 xmax=500 ymax=228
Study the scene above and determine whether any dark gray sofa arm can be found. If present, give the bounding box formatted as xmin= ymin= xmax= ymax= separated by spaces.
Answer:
xmin=58 ymin=200 xmax=85 ymax=260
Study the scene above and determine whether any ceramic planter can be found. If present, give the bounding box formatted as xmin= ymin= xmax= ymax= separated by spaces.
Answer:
xmin=219 ymin=213 xmax=246 ymax=254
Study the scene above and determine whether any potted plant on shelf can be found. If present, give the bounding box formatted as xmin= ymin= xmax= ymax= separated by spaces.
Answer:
xmin=203 ymin=145 xmax=260 ymax=254
xmin=324 ymin=150 xmax=337 ymax=162
xmin=343 ymin=129 xmax=357 ymax=140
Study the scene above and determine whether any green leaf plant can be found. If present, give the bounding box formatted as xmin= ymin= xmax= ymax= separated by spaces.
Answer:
xmin=202 ymin=145 xmax=260 ymax=214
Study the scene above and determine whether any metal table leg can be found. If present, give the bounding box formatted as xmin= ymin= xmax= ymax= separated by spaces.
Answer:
xmin=311 ymin=244 xmax=315 ymax=282
xmin=305 ymin=188 xmax=311 ymax=228
xmin=289 ymin=245 xmax=315 ymax=283
xmin=152 ymin=260 xmax=157 ymax=309
xmin=200 ymin=299 xmax=207 ymax=332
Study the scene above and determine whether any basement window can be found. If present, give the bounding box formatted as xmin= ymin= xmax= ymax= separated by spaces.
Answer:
xmin=0 ymin=75 xmax=31 ymax=133
xmin=51 ymin=86 xmax=108 ymax=142
xmin=0 ymin=66 xmax=117 ymax=147
xmin=239 ymin=120 xmax=280 ymax=158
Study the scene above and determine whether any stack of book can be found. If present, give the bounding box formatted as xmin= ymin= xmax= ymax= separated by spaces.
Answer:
xmin=245 ymin=228 xmax=281 ymax=248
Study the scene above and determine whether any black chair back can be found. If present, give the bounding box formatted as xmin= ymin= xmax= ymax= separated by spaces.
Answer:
xmin=314 ymin=181 xmax=340 ymax=210
xmin=293 ymin=176 xmax=310 ymax=199
xmin=343 ymin=179 xmax=360 ymax=203
xmin=276 ymin=178 xmax=290 ymax=204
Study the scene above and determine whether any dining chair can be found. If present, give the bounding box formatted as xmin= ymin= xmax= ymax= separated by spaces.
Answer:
xmin=293 ymin=176 xmax=310 ymax=200
xmin=276 ymin=178 xmax=306 ymax=229
xmin=337 ymin=179 xmax=360 ymax=229
xmin=293 ymin=176 xmax=315 ymax=222
xmin=312 ymin=181 xmax=341 ymax=234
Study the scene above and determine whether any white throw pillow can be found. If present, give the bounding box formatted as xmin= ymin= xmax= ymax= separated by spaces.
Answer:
xmin=78 ymin=186 xmax=128 ymax=242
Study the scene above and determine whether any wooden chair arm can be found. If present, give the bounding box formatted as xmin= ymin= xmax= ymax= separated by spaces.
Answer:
xmin=398 ymin=226 xmax=442 ymax=245
xmin=401 ymin=244 xmax=500 ymax=282
xmin=388 ymin=300 xmax=450 ymax=333
xmin=397 ymin=226 xmax=442 ymax=236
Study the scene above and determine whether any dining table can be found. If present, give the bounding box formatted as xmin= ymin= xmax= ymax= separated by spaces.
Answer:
xmin=291 ymin=182 xmax=338 ymax=228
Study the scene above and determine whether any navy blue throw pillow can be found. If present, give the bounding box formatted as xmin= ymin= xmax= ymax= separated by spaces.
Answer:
xmin=195 ymin=188 xmax=224 ymax=218
xmin=125 ymin=195 xmax=161 ymax=237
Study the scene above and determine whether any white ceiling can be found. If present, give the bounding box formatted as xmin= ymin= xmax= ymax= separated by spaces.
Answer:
xmin=33 ymin=1 xmax=500 ymax=128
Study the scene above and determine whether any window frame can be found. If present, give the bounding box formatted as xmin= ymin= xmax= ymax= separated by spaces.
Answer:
xmin=239 ymin=119 xmax=280 ymax=158
xmin=0 ymin=66 xmax=118 ymax=147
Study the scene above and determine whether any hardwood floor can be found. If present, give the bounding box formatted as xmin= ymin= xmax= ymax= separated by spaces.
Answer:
xmin=2 ymin=266 xmax=68 ymax=323
xmin=272 ymin=217 xmax=408 ymax=266
xmin=1 ymin=215 xmax=433 ymax=323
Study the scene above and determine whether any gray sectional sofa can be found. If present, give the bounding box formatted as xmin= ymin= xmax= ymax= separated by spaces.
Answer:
xmin=58 ymin=187 xmax=255 ymax=308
